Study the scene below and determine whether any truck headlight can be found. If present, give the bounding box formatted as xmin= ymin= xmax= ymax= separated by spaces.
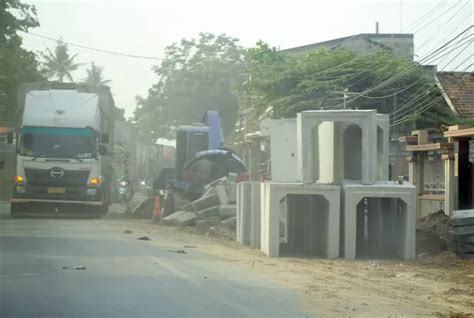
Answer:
xmin=14 ymin=175 xmax=25 ymax=184
xmin=86 ymin=189 xmax=97 ymax=196
xmin=88 ymin=177 xmax=101 ymax=186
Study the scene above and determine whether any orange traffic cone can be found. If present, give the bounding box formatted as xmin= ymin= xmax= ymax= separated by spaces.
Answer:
xmin=152 ymin=196 xmax=161 ymax=221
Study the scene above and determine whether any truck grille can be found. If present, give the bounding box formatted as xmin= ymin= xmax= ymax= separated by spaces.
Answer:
xmin=25 ymin=168 xmax=89 ymax=187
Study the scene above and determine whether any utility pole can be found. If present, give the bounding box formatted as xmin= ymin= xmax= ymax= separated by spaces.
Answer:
xmin=399 ymin=0 xmax=403 ymax=32
xmin=343 ymin=88 xmax=349 ymax=109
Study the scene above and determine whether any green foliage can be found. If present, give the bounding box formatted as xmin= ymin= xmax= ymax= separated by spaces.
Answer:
xmin=242 ymin=45 xmax=457 ymax=131
xmin=134 ymin=32 xmax=244 ymax=141
xmin=81 ymin=62 xmax=111 ymax=86
xmin=0 ymin=0 xmax=43 ymax=123
xmin=135 ymin=36 xmax=458 ymax=141
xmin=0 ymin=0 xmax=38 ymax=43
xmin=41 ymin=40 xmax=81 ymax=82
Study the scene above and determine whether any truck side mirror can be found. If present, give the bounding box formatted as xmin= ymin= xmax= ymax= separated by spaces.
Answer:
xmin=6 ymin=132 xmax=13 ymax=144
xmin=101 ymin=133 xmax=109 ymax=143
xmin=99 ymin=145 xmax=108 ymax=156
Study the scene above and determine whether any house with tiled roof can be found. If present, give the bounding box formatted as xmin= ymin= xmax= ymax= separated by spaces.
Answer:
xmin=435 ymin=72 xmax=474 ymax=119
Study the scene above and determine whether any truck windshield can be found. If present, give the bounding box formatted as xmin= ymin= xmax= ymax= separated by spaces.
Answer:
xmin=19 ymin=127 xmax=97 ymax=159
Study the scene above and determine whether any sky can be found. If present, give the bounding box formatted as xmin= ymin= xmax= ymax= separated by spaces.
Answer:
xmin=21 ymin=0 xmax=473 ymax=118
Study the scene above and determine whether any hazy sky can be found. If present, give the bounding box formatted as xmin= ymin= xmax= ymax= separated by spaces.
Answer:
xmin=22 ymin=0 xmax=473 ymax=118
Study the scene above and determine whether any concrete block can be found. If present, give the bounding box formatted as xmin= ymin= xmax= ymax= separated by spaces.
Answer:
xmin=341 ymin=181 xmax=416 ymax=260
xmin=161 ymin=211 xmax=187 ymax=225
xmin=270 ymin=119 xmax=297 ymax=182
xmin=219 ymin=204 xmax=236 ymax=217
xmin=215 ymin=184 xmax=229 ymax=205
xmin=226 ymin=182 xmax=237 ymax=204
xmin=260 ymin=182 xmax=340 ymax=258
xmin=222 ymin=216 xmax=237 ymax=229
xmin=228 ymin=173 xmax=238 ymax=183
xmin=453 ymin=225 xmax=474 ymax=236
xmin=173 ymin=212 xmax=198 ymax=226
xmin=203 ymin=186 xmax=215 ymax=198
xmin=296 ymin=110 xmax=377 ymax=185
xmin=452 ymin=209 xmax=474 ymax=226
xmin=182 ymin=202 xmax=194 ymax=212
xmin=191 ymin=194 xmax=219 ymax=211
xmin=196 ymin=206 xmax=220 ymax=219
xmin=228 ymin=188 xmax=236 ymax=204
xmin=204 ymin=177 xmax=226 ymax=191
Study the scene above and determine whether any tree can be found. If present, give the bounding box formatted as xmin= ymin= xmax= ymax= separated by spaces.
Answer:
xmin=41 ymin=40 xmax=81 ymax=82
xmin=0 ymin=0 xmax=38 ymax=43
xmin=81 ymin=62 xmax=111 ymax=86
xmin=134 ymin=33 xmax=244 ymax=141
xmin=241 ymin=43 xmax=457 ymax=132
xmin=0 ymin=0 xmax=43 ymax=123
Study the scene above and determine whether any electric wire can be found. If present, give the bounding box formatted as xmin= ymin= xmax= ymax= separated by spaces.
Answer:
xmin=21 ymin=31 xmax=165 ymax=61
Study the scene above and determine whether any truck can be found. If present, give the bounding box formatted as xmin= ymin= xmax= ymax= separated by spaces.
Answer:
xmin=9 ymin=82 xmax=115 ymax=217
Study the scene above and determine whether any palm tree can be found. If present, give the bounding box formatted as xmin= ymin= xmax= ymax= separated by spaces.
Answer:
xmin=82 ymin=62 xmax=111 ymax=86
xmin=41 ymin=40 xmax=81 ymax=82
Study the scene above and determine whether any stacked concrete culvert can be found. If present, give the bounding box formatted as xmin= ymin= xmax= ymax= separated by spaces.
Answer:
xmin=237 ymin=110 xmax=417 ymax=260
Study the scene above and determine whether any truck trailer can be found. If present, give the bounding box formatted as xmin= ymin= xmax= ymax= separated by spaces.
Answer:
xmin=9 ymin=82 xmax=115 ymax=217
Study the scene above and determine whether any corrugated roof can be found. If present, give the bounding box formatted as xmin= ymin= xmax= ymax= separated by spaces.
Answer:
xmin=437 ymin=72 xmax=474 ymax=118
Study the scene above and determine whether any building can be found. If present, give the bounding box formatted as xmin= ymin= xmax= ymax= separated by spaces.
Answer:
xmin=401 ymin=72 xmax=474 ymax=217
xmin=436 ymin=72 xmax=474 ymax=118
xmin=281 ymin=33 xmax=414 ymax=60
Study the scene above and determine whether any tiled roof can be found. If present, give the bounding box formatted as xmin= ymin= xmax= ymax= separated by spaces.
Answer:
xmin=437 ymin=72 xmax=474 ymax=118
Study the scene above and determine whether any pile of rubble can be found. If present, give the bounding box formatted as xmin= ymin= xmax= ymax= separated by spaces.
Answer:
xmin=161 ymin=175 xmax=238 ymax=233
xmin=416 ymin=210 xmax=450 ymax=256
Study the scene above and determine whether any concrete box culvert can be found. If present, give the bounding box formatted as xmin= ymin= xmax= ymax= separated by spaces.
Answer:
xmin=296 ymin=110 xmax=377 ymax=185
xmin=341 ymin=181 xmax=416 ymax=260
xmin=260 ymin=182 xmax=340 ymax=258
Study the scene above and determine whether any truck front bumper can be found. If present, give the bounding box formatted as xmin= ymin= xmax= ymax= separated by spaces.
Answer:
xmin=10 ymin=198 xmax=104 ymax=205
xmin=11 ymin=185 xmax=105 ymax=204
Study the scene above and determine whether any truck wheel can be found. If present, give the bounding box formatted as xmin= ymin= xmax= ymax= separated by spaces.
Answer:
xmin=10 ymin=203 xmax=25 ymax=218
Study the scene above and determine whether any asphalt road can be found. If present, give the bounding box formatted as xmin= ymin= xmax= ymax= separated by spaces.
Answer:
xmin=0 ymin=202 xmax=311 ymax=318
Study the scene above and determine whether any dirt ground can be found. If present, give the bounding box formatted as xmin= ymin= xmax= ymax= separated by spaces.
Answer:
xmin=122 ymin=217 xmax=474 ymax=318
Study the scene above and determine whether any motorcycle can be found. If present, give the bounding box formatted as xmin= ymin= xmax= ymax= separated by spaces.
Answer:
xmin=118 ymin=180 xmax=132 ymax=207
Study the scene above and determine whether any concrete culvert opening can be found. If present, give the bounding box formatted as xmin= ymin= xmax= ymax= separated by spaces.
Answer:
xmin=280 ymin=194 xmax=329 ymax=257
xmin=377 ymin=126 xmax=384 ymax=178
xmin=355 ymin=197 xmax=407 ymax=259
xmin=377 ymin=126 xmax=384 ymax=154
xmin=343 ymin=124 xmax=362 ymax=180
